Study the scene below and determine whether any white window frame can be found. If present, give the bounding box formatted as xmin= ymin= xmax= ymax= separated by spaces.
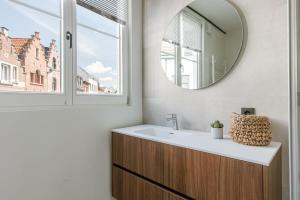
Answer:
xmin=0 ymin=0 xmax=131 ymax=108
xmin=1 ymin=63 xmax=11 ymax=83
xmin=71 ymin=0 xmax=129 ymax=105
xmin=12 ymin=66 xmax=17 ymax=82
xmin=0 ymin=0 xmax=70 ymax=108
xmin=164 ymin=8 xmax=204 ymax=89
xmin=0 ymin=61 xmax=21 ymax=85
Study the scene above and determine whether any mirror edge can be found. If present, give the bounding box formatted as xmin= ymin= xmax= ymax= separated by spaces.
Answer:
xmin=160 ymin=0 xmax=248 ymax=90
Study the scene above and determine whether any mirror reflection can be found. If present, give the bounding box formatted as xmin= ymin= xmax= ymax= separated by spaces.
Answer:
xmin=161 ymin=0 xmax=244 ymax=89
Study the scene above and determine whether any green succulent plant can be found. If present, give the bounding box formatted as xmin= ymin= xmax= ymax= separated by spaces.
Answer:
xmin=211 ymin=120 xmax=224 ymax=128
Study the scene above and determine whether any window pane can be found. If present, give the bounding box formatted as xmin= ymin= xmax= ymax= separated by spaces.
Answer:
xmin=12 ymin=67 xmax=17 ymax=82
xmin=76 ymin=4 xmax=121 ymax=95
xmin=181 ymin=11 xmax=202 ymax=52
xmin=0 ymin=0 xmax=62 ymax=93
xmin=181 ymin=57 xmax=199 ymax=89
xmin=180 ymin=47 xmax=200 ymax=89
xmin=77 ymin=5 xmax=119 ymax=37
xmin=17 ymin=0 xmax=61 ymax=16
xmin=161 ymin=41 xmax=176 ymax=83
xmin=182 ymin=48 xmax=198 ymax=62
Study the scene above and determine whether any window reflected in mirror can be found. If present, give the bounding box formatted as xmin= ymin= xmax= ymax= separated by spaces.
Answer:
xmin=161 ymin=0 xmax=244 ymax=89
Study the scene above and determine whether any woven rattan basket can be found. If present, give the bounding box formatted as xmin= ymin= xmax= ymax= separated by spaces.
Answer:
xmin=229 ymin=113 xmax=272 ymax=146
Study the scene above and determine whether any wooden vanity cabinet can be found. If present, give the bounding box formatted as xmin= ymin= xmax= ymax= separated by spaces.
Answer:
xmin=113 ymin=166 xmax=188 ymax=200
xmin=112 ymin=133 xmax=281 ymax=200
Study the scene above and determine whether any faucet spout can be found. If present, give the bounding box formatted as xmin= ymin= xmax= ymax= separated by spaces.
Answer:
xmin=166 ymin=114 xmax=179 ymax=130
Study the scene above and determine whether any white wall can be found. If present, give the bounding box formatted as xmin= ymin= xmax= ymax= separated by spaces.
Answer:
xmin=143 ymin=0 xmax=289 ymax=199
xmin=298 ymin=0 xmax=300 ymax=93
xmin=224 ymin=27 xmax=243 ymax=71
xmin=0 ymin=1 xmax=143 ymax=200
xmin=297 ymin=0 xmax=300 ymax=197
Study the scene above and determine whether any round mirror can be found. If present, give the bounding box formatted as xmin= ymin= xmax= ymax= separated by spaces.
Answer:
xmin=160 ymin=0 xmax=244 ymax=89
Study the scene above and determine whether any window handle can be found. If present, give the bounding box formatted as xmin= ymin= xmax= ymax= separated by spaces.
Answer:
xmin=66 ymin=31 xmax=72 ymax=48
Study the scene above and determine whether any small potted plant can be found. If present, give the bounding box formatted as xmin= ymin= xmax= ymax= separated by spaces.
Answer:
xmin=211 ymin=120 xmax=224 ymax=139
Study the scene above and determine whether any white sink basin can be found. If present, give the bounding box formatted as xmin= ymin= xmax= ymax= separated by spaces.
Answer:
xmin=134 ymin=127 xmax=191 ymax=139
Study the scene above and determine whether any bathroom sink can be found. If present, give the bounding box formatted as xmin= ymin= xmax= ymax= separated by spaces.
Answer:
xmin=134 ymin=127 xmax=191 ymax=139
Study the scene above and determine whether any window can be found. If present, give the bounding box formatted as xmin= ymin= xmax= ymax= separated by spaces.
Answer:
xmin=30 ymin=73 xmax=34 ymax=83
xmin=0 ymin=39 xmax=2 ymax=50
xmin=35 ymin=48 xmax=39 ymax=59
xmin=75 ymin=0 xmax=128 ymax=97
xmin=0 ymin=0 xmax=130 ymax=107
xmin=36 ymin=70 xmax=40 ymax=84
xmin=52 ymin=78 xmax=57 ymax=91
xmin=12 ymin=66 xmax=17 ymax=82
xmin=30 ymin=70 xmax=44 ymax=85
xmin=161 ymin=9 xmax=203 ymax=89
xmin=161 ymin=41 xmax=177 ymax=83
xmin=52 ymin=57 xmax=56 ymax=69
xmin=0 ymin=0 xmax=62 ymax=95
xmin=77 ymin=76 xmax=83 ymax=88
xmin=1 ymin=64 xmax=10 ymax=82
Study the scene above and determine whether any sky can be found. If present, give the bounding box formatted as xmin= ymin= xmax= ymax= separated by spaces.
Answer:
xmin=0 ymin=0 xmax=120 ymax=89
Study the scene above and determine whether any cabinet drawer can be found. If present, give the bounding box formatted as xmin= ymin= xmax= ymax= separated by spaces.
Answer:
xmin=112 ymin=132 xmax=220 ymax=199
xmin=112 ymin=166 xmax=188 ymax=200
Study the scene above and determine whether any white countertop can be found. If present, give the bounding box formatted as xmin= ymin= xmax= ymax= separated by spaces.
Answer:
xmin=112 ymin=124 xmax=281 ymax=166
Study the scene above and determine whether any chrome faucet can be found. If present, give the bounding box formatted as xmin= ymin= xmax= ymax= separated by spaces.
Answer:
xmin=166 ymin=114 xmax=179 ymax=130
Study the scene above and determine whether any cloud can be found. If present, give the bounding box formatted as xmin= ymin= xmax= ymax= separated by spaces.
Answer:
xmin=85 ymin=61 xmax=112 ymax=74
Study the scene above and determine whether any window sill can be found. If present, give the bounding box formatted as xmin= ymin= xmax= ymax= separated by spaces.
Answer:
xmin=73 ymin=93 xmax=128 ymax=105
xmin=0 ymin=100 xmax=130 ymax=112
xmin=0 ymin=81 xmax=13 ymax=86
xmin=30 ymin=83 xmax=44 ymax=86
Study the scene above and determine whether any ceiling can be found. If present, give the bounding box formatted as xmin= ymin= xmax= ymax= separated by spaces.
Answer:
xmin=189 ymin=0 xmax=242 ymax=32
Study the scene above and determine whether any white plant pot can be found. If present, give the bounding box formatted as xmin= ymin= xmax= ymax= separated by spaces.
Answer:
xmin=211 ymin=128 xmax=223 ymax=139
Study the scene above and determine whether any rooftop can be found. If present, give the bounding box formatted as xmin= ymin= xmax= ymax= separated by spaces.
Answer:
xmin=11 ymin=38 xmax=30 ymax=54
